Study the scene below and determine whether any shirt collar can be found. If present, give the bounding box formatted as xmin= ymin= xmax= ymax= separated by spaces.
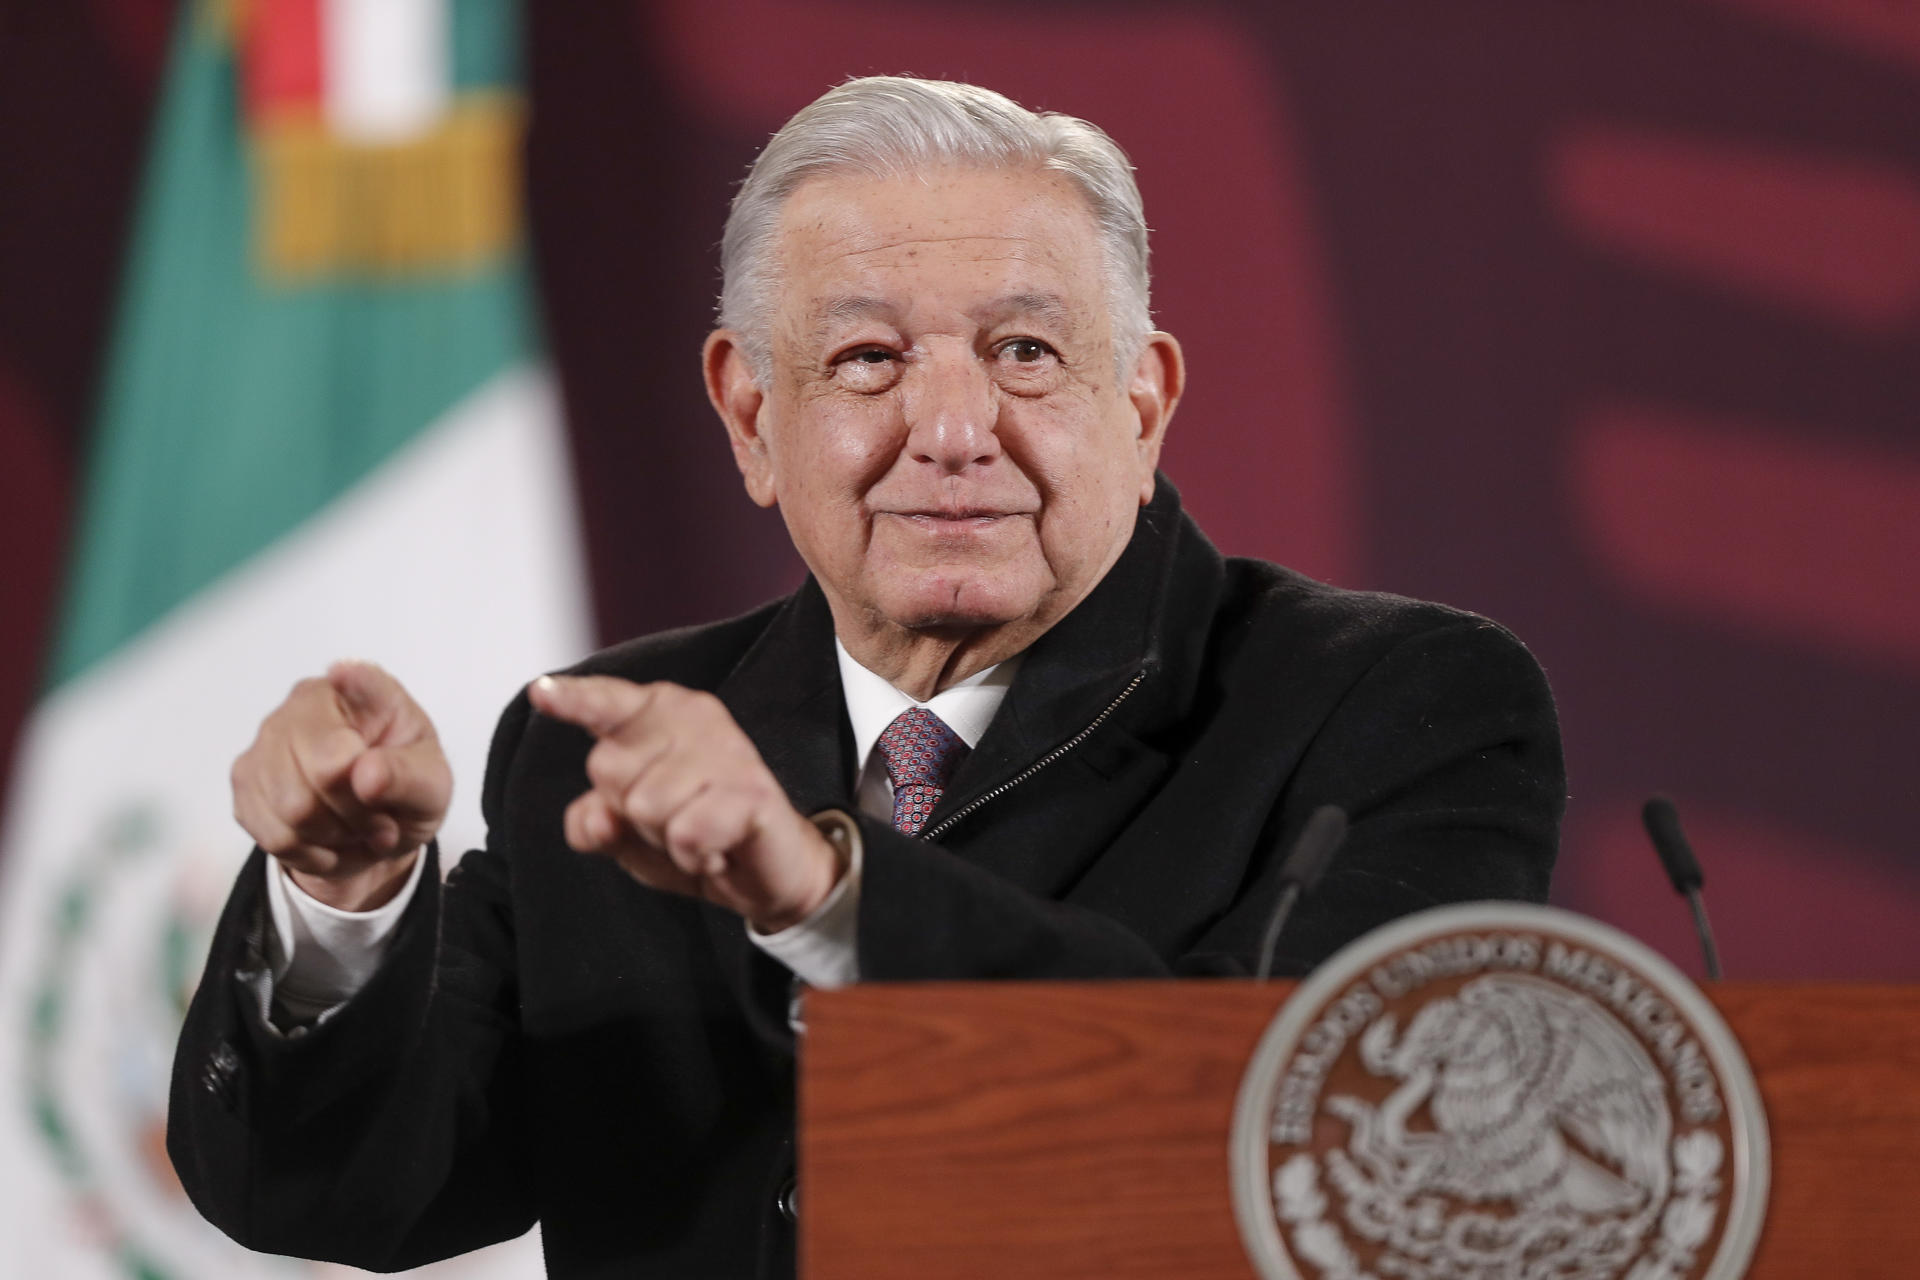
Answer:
xmin=834 ymin=638 xmax=1020 ymax=782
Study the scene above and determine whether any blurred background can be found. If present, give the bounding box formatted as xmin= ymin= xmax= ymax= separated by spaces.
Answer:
xmin=1 ymin=0 xmax=1915 ymax=1276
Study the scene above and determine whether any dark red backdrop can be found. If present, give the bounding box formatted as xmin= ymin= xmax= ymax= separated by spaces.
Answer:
xmin=3 ymin=0 xmax=1914 ymax=978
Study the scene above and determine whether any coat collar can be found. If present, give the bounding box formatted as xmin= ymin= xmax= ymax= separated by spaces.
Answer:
xmin=940 ymin=476 xmax=1216 ymax=811
xmin=714 ymin=579 xmax=854 ymax=817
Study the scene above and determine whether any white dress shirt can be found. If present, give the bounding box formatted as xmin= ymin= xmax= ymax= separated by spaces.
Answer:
xmin=264 ymin=645 xmax=1016 ymax=1020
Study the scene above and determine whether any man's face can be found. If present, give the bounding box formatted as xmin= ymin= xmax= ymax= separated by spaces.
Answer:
xmin=710 ymin=165 xmax=1179 ymax=648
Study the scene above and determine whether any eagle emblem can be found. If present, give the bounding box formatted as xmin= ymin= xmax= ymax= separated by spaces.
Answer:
xmin=1231 ymin=904 xmax=1768 ymax=1280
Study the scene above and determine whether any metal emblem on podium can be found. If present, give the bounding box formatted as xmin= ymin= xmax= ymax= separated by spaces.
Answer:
xmin=1231 ymin=904 xmax=1769 ymax=1280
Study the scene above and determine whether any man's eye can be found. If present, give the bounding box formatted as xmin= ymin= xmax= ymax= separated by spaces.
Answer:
xmin=832 ymin=346 xmax=902 ymax=392
xmin=998 ymin=339 xmax=1053 ymax=364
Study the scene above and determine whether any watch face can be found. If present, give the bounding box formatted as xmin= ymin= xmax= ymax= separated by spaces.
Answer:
xmin=1231 ymin=902 xmax=1769 ymax=1280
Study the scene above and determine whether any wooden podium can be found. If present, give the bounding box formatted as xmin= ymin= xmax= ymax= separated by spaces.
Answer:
xmin=800 ymin=981 xmax=1920 ymax=1278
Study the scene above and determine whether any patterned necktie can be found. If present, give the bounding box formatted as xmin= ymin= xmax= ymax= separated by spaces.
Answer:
xmin=875 ymin=707 xmax=970 ymax=836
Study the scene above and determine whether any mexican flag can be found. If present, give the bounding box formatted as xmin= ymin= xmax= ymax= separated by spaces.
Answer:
xmin=0 ymin=2 xmax=580 ymax=1276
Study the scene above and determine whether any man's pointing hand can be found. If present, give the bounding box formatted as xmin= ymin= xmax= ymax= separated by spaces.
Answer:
xmin=232 ymin=660 xmax=452 ymax=911
xmin=529 ymin=675 xmax=841 ymax=934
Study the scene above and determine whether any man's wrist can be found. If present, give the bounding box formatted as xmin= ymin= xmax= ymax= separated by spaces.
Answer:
xmin=286 ymin=847 xmax=423 ymax=913
xmin=750 ymin=810 xmax=856 ymax=935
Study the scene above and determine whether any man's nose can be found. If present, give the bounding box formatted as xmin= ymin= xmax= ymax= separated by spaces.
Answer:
xmin=902 ymin=350 xmax=1001 ymax=473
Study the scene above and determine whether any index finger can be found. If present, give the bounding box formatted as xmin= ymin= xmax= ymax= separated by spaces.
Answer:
xmin=528 ymin=674 xmax=657 ymax=739
xmin=327 ymin=659 xmax=419 ymax=743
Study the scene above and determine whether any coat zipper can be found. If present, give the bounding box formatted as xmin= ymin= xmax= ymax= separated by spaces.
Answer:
xmin=920 ymin=669 xmax=1147 ymax=842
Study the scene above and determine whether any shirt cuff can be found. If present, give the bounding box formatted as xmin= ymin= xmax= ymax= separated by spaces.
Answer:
xmin=746 ymin=810 xmax=862 ymax=990
xmin=263 ymin=848 xmax=427 ymax=1026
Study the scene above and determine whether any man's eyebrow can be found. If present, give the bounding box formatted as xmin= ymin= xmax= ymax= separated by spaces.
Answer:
xmin=977 ymin=291 xmax=1076 ymax=329
xmin=815 ymin=295 xmax=898 ymax=325
xmin=809 ymin=291 xmax=1078 ymax=332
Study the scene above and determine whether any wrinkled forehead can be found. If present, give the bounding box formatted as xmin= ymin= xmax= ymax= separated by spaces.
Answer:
xmin=768 ymin=165 xmax=1111 ymax=332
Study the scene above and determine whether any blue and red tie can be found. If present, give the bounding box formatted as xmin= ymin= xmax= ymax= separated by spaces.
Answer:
xmin=875 ymin=707 xmax=969 ymax=835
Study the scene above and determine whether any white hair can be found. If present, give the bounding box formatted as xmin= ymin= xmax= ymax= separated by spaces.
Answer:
xmin=718 ymin=76 xmax=1153 ymax=383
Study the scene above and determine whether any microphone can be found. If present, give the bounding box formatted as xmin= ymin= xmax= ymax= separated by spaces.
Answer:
xmin=1641 ymin=795 xmax=1723 ymax=981
xmin=1255 ymin=805 xmax=1348 ymax=982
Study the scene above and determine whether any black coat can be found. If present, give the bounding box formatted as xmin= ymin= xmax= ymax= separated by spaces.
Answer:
xmin=168 ymin=480 xmax=1564 ymax=1278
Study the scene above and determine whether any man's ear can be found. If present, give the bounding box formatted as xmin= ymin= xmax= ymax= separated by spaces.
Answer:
xmin=1127 ymin=332 xmax=1185 ymax=504
xmin=704 ymin=329 xmax=777 ymax=508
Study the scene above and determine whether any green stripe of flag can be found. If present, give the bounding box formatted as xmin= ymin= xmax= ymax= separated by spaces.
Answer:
xmin=50 ymin=0 xmax=535 ymax=687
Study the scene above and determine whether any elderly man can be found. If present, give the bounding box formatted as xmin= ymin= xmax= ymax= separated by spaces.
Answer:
xmin=170 ymin=77 xmax=1562 ymax=1278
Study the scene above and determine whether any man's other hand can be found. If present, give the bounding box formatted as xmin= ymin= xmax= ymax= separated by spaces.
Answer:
xmin=232 ymin=660 xmax=452 ymax=911
xmin=528 ymin=675 xmax=840 ymax=934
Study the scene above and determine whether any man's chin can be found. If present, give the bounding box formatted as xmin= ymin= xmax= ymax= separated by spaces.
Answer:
xmin=875 ymin=579 xmax=1043 ymax=635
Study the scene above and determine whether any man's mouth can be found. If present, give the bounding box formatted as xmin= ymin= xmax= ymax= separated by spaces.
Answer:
xmin=882 ymin=509 xmax=1032 ymax=530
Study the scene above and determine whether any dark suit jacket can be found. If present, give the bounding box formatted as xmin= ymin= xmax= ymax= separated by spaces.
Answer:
xmin=168 ymin=480 xmax=1564 ymax=1278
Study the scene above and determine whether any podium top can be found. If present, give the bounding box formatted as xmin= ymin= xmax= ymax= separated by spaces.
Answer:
xmin=801 ymin=980 xmax=1920 ymax=1280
